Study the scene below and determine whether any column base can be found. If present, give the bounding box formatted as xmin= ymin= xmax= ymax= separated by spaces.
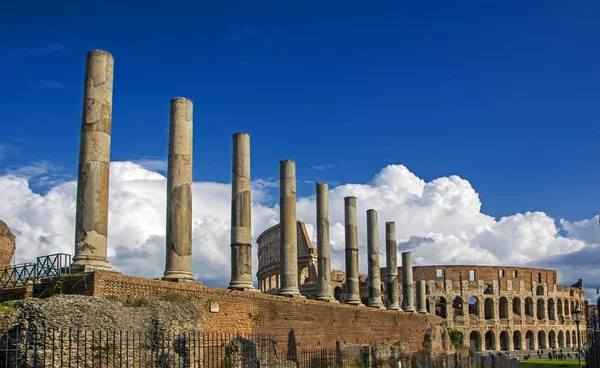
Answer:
xmin=403 ymin=307 xmax=416 ymax=313
xmin=162 ymin=271 xmax=197 ymax=283
xmin=344 ymin=295 xmax=364 ymax=306
xmin=386 ymin=302 xmax=401 ymax=311
xmin=71 ymin=257 xmax=119 ymax=273
xmin=228 ymin=280 xmax=258 ymax=292
xmin=417 ymin=309 xmax=428 ymax=314
xmin=278 ymin=287 xmax=305 ymax=298
xmin=367 ymin=298 xmax=385 ymax=309
xmin=316 ymin=295 xmax=339 ymax=303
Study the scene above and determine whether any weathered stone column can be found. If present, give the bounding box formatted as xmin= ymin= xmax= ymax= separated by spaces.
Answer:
xmin=228 ymin=132 xmax=256 ymax=291
xmin=344 ymin=197 xmax=363 ymax=306
xmin=402 ymin=251 xmax=415 ymax=312
xmin=163 ymin=98 xmax=195 ymax=282
xmin=416 ymin=280 xmax=427 ymax=314
xmin=316 ymin=183 xmax=336 ymax=302
xmin=385 ymin=222 xmax=400 ymax=310
xmin=72 ymin=50 xmax=117 ymax=273
xmin=278 ymin=160 xmax=302 ymax=297
xmin=367 ymin=209 xmax=384 ymax=308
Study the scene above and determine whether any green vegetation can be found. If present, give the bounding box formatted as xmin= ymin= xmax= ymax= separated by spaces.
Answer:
xmin=121 ymin=298 xmax=144 ymax=308
xmin=0 ymin=300 xmax=17 ymax=312
xmin=520 ymin=360 xmax=584 ymax=368
xmin=448 ymin=329 xmax=465 ymax=349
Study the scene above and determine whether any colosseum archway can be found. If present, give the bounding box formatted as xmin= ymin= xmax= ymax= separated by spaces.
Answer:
xmin=468 ymin=296 xmax=479 ymax=316
xmin=469 ymin=331 xmax=480 ymax=351
xmin=484 ymin=298 xmax=494 ymax=320
xmin=564 ymin=299 xmax=570 ymax=315
xmin=452 ymin=296 xmax=464 ymax=316
xmin=526 ymin=331 xmax=535 ymax=350
xmin=512 ymin=297 xmax=522 ymax=316
xmin=537 ymin=298 xmax=546 ymax=320
xmin=500 ymin=331 xmax=509 ymax=351
xmin=548 ymin=299 xmax=556 ymax=320
xmin=537 ymin=285 xmax=544 ymax=296
xmin=436 ymin=297 xmax=447 ymax=318
xmin=566 ymin=330 xmax=571 ymax=347
xmin=571 ymin=331 xmax=576 ymax=346
xmin=499 ymin=297 xmax=509 ymax=319
xmin=513 ymin=331 xmax=522 ymax=350
xmin=538 ymin=330 xmax=547 ymax=349
xmin=549 ymin=330 xmax=556 ymax=348
xmin=558 ymin=330 xmax=565 ymax=348
xmin=485 ymin=331 xmax=495 ymax=350
xmin=557 ymin=299 xmax=563 ymax=316
xmin=525 ymin=297 xmax=534 ymax=317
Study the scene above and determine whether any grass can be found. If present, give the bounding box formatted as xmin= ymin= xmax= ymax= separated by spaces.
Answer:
xmin=520 ymin=359 xmax=583 ymax=368
xmin=0 ymin=301 xmax=18 ymax=312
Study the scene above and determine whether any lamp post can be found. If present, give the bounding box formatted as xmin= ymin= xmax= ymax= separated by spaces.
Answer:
xmin=573 ymin=306 xmax=583 ymax=368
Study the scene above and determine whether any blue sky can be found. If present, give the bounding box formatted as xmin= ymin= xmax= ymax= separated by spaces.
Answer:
xmin=1 ymin=0 xmax=599 ymax=222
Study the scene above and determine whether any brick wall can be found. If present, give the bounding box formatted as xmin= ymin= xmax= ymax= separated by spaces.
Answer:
xmin=37 ymin=272 xmax=444 ymax=354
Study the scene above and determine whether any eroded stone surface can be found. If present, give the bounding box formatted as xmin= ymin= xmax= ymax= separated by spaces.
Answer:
xmin=367 ymin=209 xmax=384 ymax=308
xmin=316 ymin=183 xmax=336 ymax=302
xmin=0 ymin=220 xmax=15 ymax=268
xmin=402 ymin=251 xmax=415 ymax=312
xmin=278 ymin=160 xmax=302 ymax=297
xmin=344 ymin=197 xmax=363 ymax=306
xmin=385 ymin=222 xmax=400 ymax=310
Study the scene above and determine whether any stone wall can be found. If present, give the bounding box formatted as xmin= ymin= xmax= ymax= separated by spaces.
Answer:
xmin=0 ymin=220 xmax=15 ymax=268
xmin=26 ymin=271 xmax=445 ymax=355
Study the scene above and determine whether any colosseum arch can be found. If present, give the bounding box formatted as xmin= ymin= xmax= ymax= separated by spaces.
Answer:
xmin=538 ymin=330 xmax=547 ymax=349
xmin=570 ymin=301 xmax=575 ymax=314
xmin=485 ymin=331 xmax=495 ymax=350
xmin=513 ymin=331 xmax=522 ymax=350
xmin=571 ymin=331 xmax=576 ymax=346
xmin=499 ymin=297 xmax=509 ymax=319
xmin=548 ymin=299 xmax=556 ymax=320
xmin=526 ymin=330 xmax=535 ymax=350
xmin=452 ymin=296 xmax=464 ymax=316
xmin=564 ymin=299 xmax=570 ymax=315
xmin=537 ymin=298 xmax=546 ymax=320
xmin=468 ymin=296 xmax=479 ymax=316
xmin=566 ymin=331 xmax=571 ymax=347
xmin=436 ymin=297 xmax=447 ymax=318
xmin=512 ymin=297 xmax=522 ymax=316
xmin=484 ymin=298 xmax=494 ymax=320
xmin=469 ymin=331 xmax=480 ymax=351
xmin=525 ymin=297 xmax=534 ymax=317
xmin=499 ymin=331 xmax=509 ymax=351
xmin=549 ymin=330 xmax=556 ymax=348
xmin=570 ymin=290 xmax=574 ymax=297
xmin=536 ymin=285 xmax=545 ymax=296
xmin=483 ymin=283 xmax=493 ymax=294
xmin=558 ymin=330 xmax=565 ymax=348
xmin=557 ymin=299 xmax=563 ymax=316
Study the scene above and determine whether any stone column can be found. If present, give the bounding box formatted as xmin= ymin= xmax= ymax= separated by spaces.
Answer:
xmin=402 ymin=251 xmax=415 ymax=312
xmin=278 ymin=160 xmax=302 ymax=297
xmin=72 ymin=50 xmax=117 ymax=273
xmin=344 ymin=197 xmax=363 ymax=306
xmin=163 ymin=98 xmax=195 ymax=282
xmin=416 ymin=280 xmax=427 ymax=313
xmin=316 ymin=183 xmax=336 ymax=302
xmin=367 ymin=210 xmax=384 ymax=308
xmin=385 ymin=222 xmax=400 ymax=310
xmin=228 ymin=132 xmax=256 ymax=291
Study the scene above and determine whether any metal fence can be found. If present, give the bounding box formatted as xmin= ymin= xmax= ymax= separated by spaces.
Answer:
xmin=0 ymin=253 xmax=71 ymax=288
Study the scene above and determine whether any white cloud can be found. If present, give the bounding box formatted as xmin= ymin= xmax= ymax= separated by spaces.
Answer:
xmin=0 ymin=162 xmax=597 ymax=300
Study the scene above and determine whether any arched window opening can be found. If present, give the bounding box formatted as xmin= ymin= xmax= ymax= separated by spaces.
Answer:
xmin=536 ymin=285 xmax=544 ymax=296
xmin=512 ymin=297 xmax=522 ymax=316
xmin=468 ymin=296 xmax=479 ymax=316
xmin=570 ymin=301 xmax=575 ymax=314
xmin=484 ymin=298 xmax=494 ymax=320
xmin=485 ymin=331 xmax=495 ymax=351
xmin=537 ymin=298 xmax=546 ymax=320
xmin=483 ymin=284 xmax=493 ymax=294
xmin=538 ymin=331 xmax=547 ymax=349
xmin=334 ymin=286 xmax=342 ymax=301
xmin=513 ymin=331 xmax=522 ymax=350
xmin=570 ymin=290 xmax=574 ymax=297
xmin=500 ymin=331 xmax=509 ymax=351
xmin=435 ymin=297 xmax=447 ymax=318
xmin=572 ymin=331 xmax=576 ymax=346
xmin=299 ymin=266 xmax=309 ymax=285
xmin=549 ymin=330 xmax=556 ymax=349
xmin=452 ymin=296 xmax=464 ymax=316
xmin=558 ymin=330 xmax=565 ymax=348
xmin=564 ymin=299 xmax=570 ymax=315
xmin=557 ymin=299 xmax=563 ymax=316
xmin=526 ymin=331 xmax=535 ymax=350
xmin=469 ymin=331 xmax=480 ymax=351
xmin=525 ymin=297 xmax=534 ymax=317
xmin=426 ymin=298 xmax=430 ymax=314
xmin=548 ymin=299 xmax=556 ymax=320
xmin=499 ymin=297 xmax=509 ymax=319
xmin=566 ymin=331 xmax=571 ymax=347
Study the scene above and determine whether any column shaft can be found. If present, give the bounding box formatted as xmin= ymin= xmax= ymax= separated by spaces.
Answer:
xmin=72 ymin=50 xmax=117 ymax=273
xmin=163 ymin=98 xmax=194 ymax=282
xmin=344 ymin=197 xmax=363 ymax=305
xmin=416 ymin=280 xmax=427 ymax=313
xmin=402 ymin=251 xmax=415 ymax=312
xmin=228 ymin=132 xmax=256 ymax=291
xmin=385 ymin=222 xmax=400 ymax=310
xmin=316 ymin=183 xmax=336 ymax=302
xmin=367 ymin=210 xmax=384 ymax=308
xmin=278 ymin=160 xmax=302 ymax=297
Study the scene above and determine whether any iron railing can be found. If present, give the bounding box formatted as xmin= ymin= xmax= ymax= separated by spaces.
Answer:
xmin=0 ymin=253 xmax=71 ymax=288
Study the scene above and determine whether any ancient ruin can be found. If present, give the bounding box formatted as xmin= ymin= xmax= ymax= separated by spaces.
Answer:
xmin=0 ymin=220 xmax=15 ymax=268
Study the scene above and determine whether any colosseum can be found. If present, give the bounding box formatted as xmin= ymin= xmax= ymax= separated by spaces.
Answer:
xmin=257 ymin=221 xmax=587 ymax=352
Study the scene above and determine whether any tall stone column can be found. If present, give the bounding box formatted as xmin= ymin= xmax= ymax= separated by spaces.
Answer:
xmin=385 ymin=222 xmax=400 ymax=310
xmin=402 ymin=251 xmax=415 ymax=312
xmin=367 ymin=209 xmax=384 ymax=308
xmin=416 ymin=280 xmax=427 ymax=314
xmin=163 ymin=98 xmax=195 ymax=282
xmin=316 ymin=183 xmax=336 ymax=302
xmin=344 ymin=197 xmax=363 ymax=306
xmin=72 ymin=50 xmax=117 ymax=273
xmin=278 ymin=160 xmax=302 ymax=297
xmin=228 ymin=132 xmax=256 ymax=291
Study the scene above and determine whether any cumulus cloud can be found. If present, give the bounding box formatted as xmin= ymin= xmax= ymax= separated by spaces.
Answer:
xmin=0 ymin=162 xmax=597 ymax=301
